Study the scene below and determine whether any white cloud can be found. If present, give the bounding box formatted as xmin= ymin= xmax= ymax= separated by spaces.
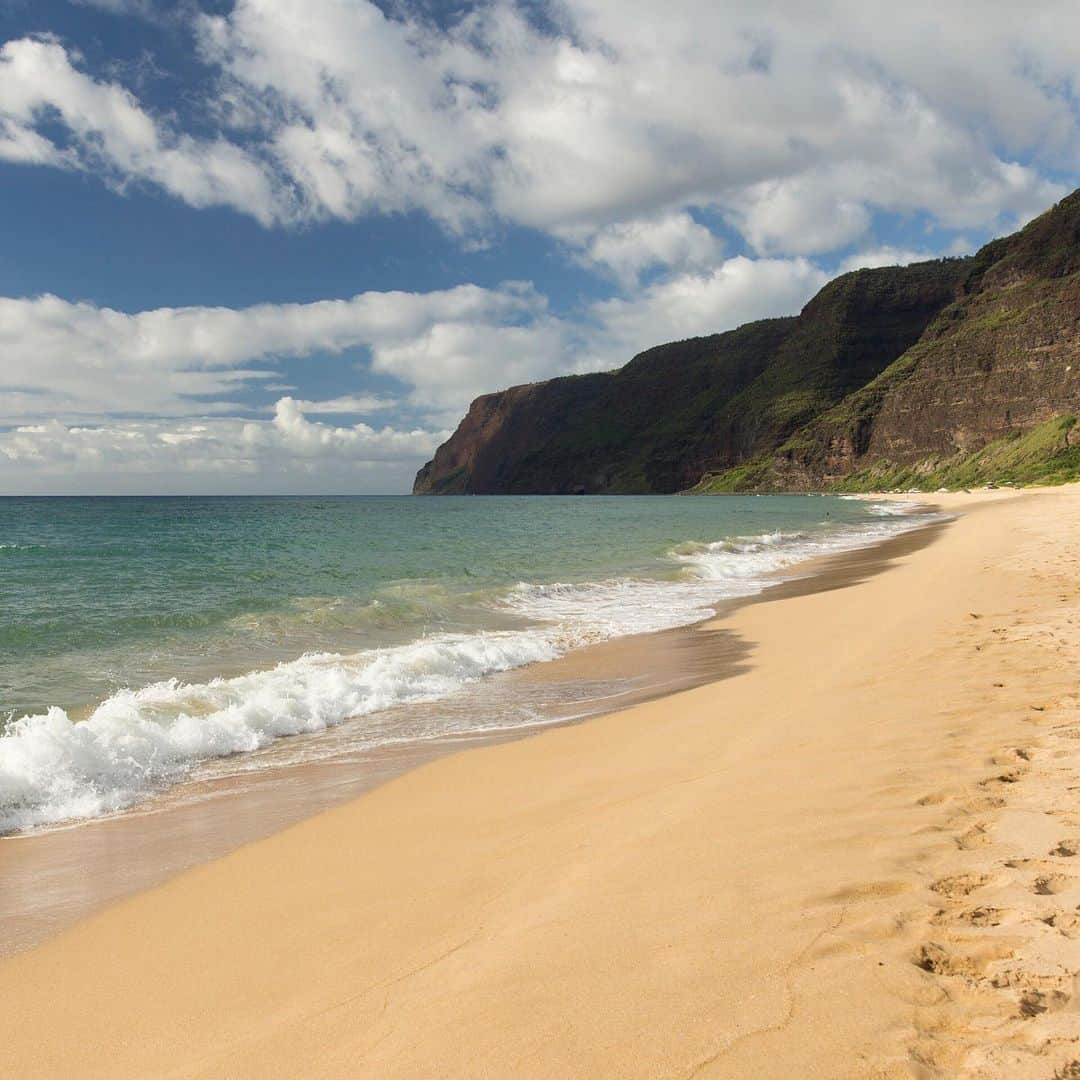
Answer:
xmin=370 ymin=318 xmax=570 ymax=420
xmin=195 ymin=0 xmax=489 ymax=231
xmin=289 ymin=394 xmax=397 ymax=415
xmin=561 ymin=212 xmax=725 ymax=286
xmin=457 ymin=1 xmax=1069 ymax=242
xmin=0 ymin=283 xmax=544 ymax=422
xmin=0 ymin=37 xmax=285 ymax=223
xmin=0 ymin=114 xmax=62 ymax=165
xmin=0 ymin=248 xmax=830 ymax=490
xmin=0 ymin=406 xmax=447 ymax=494
xmin=727 ymin=178 xmax=872 ymax=257
xmin=252 ymin=397 xmax=442 ymax=460
xmin=2 ymin=2 xmax=1075 ymax=252
xmin=70 ymin=1 xmax=156 ymax=13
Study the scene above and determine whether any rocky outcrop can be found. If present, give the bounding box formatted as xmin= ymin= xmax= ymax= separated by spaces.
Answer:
xmin=413 ymin=319 xmax=793 ymax=494
xmin=416 ymin=188 xmax=1080 ymax=495
xmin=414 ymin=261 xmax=967 ymax=494
xmin=761 ymin=191 xmax=1080 ymax=490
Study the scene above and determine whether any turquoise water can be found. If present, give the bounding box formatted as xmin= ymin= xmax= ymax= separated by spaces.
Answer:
xmin=0 ymin=495 xmax=927 ymax=831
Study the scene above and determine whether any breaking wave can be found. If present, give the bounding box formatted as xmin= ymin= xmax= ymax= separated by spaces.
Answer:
xmin=0 ymin=632 xmax=558 ymax=833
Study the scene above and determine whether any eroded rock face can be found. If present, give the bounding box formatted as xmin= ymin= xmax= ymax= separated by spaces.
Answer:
xmin=413 ymin=261 xmax=967 ymax=494
xmin=772 ymin=191 xmax=1080 ymax=488
xmin=866 ymin=279 xmax=1080 ymax=458
xmin=415 ymin=188 xmax=1080 ymax=496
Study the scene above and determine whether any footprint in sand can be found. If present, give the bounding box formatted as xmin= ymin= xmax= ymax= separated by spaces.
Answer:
xmin=956 ymin=822 xmax=991 ymax=850
xmin=1018 ymin=987 xmax=1072 ymax=1017
xmin=991 ymin=749 xmax=1032 ymax=766
xmin=936 ymin=905 xmax=1003 ymax=928
xmin=958 ymin=793 xmax=1007 ymax=813
xmin=917 ymin=790 xmax=955 ymax=806
xmin=1042 ymin=911 xmax=1080 ymax=938
xmin=1033 ymin=873 xmax=1076 ymax=895
xmin=914 ymin=940 xmax=1014 ymax=978
xmin=989 ymin=964 xmax=1076 ymax=1018
xmin=980 ymin=768 xmax=1026 ymax=787
xmin=930 ymin=873 xmax=989 ymax=899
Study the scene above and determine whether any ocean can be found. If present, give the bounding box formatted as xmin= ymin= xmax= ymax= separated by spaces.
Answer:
xmin=0 ymin=494 xmax=932 ymax=834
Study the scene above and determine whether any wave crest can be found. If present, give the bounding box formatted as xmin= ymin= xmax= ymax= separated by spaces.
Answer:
xmin=0 ymin=631 xmax=558 ymax=833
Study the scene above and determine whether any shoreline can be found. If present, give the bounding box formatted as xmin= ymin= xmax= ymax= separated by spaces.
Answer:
xmin=0 ymin=502 xmax=945 ymax=960
xmin=4 ymin=486 xmax=1079 ymax=1076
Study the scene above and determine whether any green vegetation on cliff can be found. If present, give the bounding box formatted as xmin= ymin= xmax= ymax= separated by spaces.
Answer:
xmin=416 ymin=189 xmax=1080 ymax=496
xmin=695 ymin=416 xmax=1080 ymax=493
xmin=415 ymin=260 xmax=966 ymax=494
xmin=834 ymin=415 xmax=1080 ymax=492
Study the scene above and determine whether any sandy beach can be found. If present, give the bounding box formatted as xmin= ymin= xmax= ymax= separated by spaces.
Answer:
xmin=2 ymin=486 xmax=1079 ymax=1078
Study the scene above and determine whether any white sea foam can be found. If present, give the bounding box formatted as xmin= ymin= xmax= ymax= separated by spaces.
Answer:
xmin=504 ymin=578 xmax=723 ymax=637
xmin=0 ymin=503 xmax=938 ymax=834
xmin=507 ymin=512 xmax=937 ymax=637
xmin=674 ymin=514 xmax=926 ymax=575
xmin=0 ymin=631 xmax=559 ymax=833
xmin=865 ymin=499 xmax=927 ymax=516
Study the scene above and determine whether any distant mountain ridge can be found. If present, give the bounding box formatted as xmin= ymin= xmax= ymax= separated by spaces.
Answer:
xmin=415 ymin=190 xmax=1080 ymax=495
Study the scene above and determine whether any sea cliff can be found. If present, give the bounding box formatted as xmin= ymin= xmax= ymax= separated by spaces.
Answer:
xmin=416 ymin=190 xmax=1080 ymax=494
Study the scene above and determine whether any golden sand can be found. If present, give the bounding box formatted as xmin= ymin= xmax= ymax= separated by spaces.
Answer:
xmin=2 ymin=486 xmax=1079 ymax=1078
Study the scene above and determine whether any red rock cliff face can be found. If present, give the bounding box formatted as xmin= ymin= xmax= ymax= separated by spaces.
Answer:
xmin=413 ymin=384 xmax=561 ymax=494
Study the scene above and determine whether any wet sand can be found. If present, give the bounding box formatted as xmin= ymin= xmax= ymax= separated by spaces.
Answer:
xmin=0 ymin=620 xmax=735 ymax=958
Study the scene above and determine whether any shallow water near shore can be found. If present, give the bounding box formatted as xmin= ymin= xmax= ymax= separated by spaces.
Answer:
xmin=0 ymin=494 xmax=933 ymax=836
xmin=0 ymin=503 xmax=946 ymax=958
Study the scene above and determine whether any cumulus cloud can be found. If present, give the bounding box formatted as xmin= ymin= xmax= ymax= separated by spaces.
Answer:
xmin=70 ymin=1 xmax=157 ymax=12
xmin=369 ymin=318 xmax=571 ymax=421
xmin=560 ymin=212 xmax=725 ymax=286
xmin=289 ymin=394 xmax=397 ymax=415
xmin=2 ymin=2 xmax=1075 ymax=252
xmin=0 ymin=283 xmax=545 ymax=422
xmin=251 ymin=397 xmax=442 ymax=460
xmin=727 ymin=178 xmax=873 ymax=257
xmin=0 ymin=254 xmax=822 ymax=431
xmin=0 ymin=405 xmax=447 ymax=494
xmin=201 ymin=0 xmax=1068 ymax=245
xmin=0 ymin=37 xmax=285 ymax=223
xmin=195 ymin=0 xmax=491 ymax=232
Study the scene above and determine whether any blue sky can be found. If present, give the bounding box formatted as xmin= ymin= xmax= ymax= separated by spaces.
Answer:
xmin=0 ymin=0 xmax=1076 ymax=493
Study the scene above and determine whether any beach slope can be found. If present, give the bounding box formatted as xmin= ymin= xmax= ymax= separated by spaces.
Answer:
xmin=2 ymin=487 xmax=1079 ymax=1078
